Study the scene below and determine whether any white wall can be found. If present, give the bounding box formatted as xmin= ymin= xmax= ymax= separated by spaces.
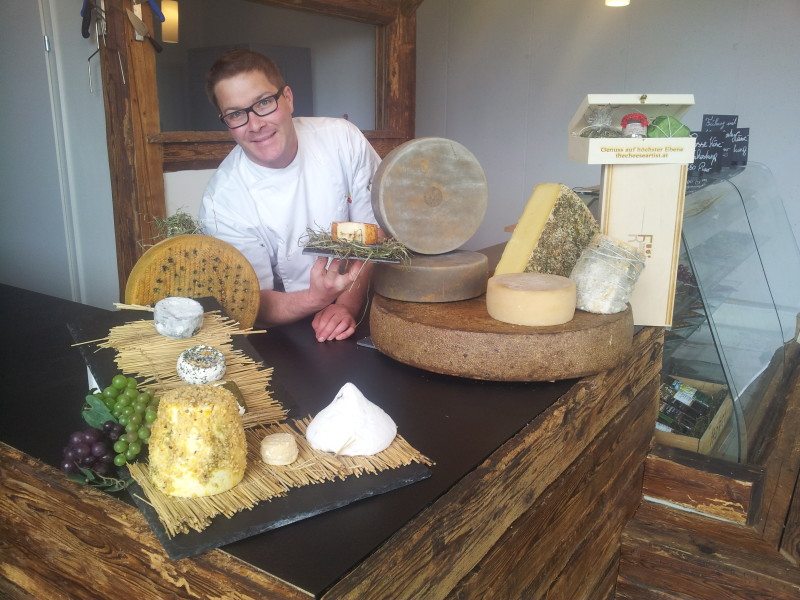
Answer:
xmin=0 ymin=0 xmax=118 ymax=309
xmin=416 ymin=0 xmax=800 ymax=252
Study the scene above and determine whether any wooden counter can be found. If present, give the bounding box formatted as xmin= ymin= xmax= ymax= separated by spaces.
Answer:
xmin=0 ymin=284 xmax=662 ymax=599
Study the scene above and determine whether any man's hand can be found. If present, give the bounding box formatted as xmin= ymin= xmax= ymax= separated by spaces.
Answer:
xmin=308 ymin=257 xmax=364 ymax=305
xmin=312 ymin=303 xmax=357 ymax=342
xmin=257 ymin=257 xmax=371 ymax=337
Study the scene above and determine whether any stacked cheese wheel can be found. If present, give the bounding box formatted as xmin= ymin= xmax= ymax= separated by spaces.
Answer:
xmin=370 ymin=137 xmax=490 ymax=302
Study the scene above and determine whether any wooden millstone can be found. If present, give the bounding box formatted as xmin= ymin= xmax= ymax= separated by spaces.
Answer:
xmin=370 ymin=294 xmax=634 ymax=382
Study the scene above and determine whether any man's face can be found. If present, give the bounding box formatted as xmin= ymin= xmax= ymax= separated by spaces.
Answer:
xmin=214 ymin=70 xmax=297 ymax=169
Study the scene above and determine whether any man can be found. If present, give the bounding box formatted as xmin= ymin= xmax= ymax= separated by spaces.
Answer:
xmin=199 ymin=49 xmax=380 ymax=342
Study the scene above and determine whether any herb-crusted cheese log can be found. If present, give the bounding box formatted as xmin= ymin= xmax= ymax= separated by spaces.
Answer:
xmin=148 ymin=385 xmax=246 ymax=498
xmin=496 ymin=183 xmax=599 ymax=277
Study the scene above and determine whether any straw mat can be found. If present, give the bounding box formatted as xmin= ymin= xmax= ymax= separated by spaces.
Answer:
xmin=94 ymin=311 xmax=285 ymax=427
xmin=129 ymin=418 xmax=433 ymax=537
xmin=91 ymin=307 xmax=431 ymax=539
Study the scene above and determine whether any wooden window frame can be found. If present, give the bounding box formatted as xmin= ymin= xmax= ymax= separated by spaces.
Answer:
xmin=99 ymin=0 xmax=423 ymax=295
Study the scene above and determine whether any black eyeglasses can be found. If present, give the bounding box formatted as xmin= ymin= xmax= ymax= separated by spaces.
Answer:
xmin=219 ymin=86 xmax=286 ymax=129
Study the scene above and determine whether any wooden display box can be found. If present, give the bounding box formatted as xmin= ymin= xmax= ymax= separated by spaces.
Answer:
xmin=655 ymin=376 xmax=733 ymax=455
xmin=569 ymin=94 xmax=696 ymax=326
xmin=567 ymin=94 xmax=696 ymax=164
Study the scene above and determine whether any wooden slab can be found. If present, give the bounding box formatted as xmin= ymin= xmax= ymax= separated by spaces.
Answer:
xmin=371 ymin=137 xmax=488 ymax=254
xmin=369 ymin=294 xmax=633 ymax=381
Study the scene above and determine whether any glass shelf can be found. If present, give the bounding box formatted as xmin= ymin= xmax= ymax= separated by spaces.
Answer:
xmin=660 ymin=163 xmax=800 ymax=463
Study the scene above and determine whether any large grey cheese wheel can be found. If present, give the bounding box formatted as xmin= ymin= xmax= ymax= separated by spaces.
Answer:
xmin=371 ymin=138 xmax=488 ymax=254
xmin=374 ymin=251 xmax=488 ymax=302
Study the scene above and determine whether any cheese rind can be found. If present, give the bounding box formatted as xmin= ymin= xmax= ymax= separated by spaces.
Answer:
xmin=148 ymin=385 xmax=246 ymax=498
xmin=486 ymin=273 xmax=576 ymax=326
xmin=496 ymin=183 xmax=599 ymax=277
xmin=331 ymin=222 xmax=382 ymax=245
xmin=374 ymin=250 xmax=488 ymax=302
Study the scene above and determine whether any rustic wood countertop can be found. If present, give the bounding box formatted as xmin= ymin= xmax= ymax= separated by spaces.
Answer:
xmin=0 ymin=283 xmax=662 ymax=599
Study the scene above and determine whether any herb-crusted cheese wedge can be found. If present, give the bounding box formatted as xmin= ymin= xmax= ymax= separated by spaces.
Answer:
xmin=496 ymin=183 xmax=599 ymax=277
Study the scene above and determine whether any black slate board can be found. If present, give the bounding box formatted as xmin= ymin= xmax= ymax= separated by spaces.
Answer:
xmin=127 ymin=462 xmax=430 ymax=560
xmin=67 ymin=300 xmax=431 ymax=560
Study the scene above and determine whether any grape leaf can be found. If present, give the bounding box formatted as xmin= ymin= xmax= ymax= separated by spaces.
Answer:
xmin=82 ymin=395 xmax=115 ymax=428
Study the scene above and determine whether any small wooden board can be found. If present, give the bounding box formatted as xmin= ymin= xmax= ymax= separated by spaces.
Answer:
xmin=370 ymin=294 xmax=634 ymax=381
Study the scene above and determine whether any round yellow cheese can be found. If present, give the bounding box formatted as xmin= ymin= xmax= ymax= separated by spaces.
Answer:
xmin=486 ymin=273 xmax=576 ymax=327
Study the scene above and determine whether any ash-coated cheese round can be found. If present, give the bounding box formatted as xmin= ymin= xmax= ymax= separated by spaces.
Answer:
xmin=153 ymin=296 xmax=204 ymax=339
xmin=260 ymin=432 xmax=299 ymax=466
xmin=371 ymin=138 xmax=488 ymax=254
xmin=374 ymin=250 xmax=488 ymax=302
xmin=486 ymin=273 xmax=576 ymax=327
xmin=176 ymin=344 xmax=226 ymax=384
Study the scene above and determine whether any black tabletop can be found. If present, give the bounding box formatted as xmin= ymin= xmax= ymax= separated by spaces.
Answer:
xmin=0 ymin=284 xmax=574 ymax=597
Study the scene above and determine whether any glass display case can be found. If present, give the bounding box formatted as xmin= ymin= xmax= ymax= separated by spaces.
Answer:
xmin=657 ymin=163 xmax=800 ymax=463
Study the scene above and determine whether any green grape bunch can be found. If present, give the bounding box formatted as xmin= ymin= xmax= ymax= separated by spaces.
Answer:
xmin=98 ymin=374 xmax=159 ymax=466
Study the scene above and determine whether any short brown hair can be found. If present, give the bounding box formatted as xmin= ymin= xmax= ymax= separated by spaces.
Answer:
xmin=205 ymin=49 xmax=286 ymax=109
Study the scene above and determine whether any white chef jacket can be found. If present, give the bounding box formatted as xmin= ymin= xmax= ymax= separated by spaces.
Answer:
xmin=199 ymin=117 xmax=380 ymax=292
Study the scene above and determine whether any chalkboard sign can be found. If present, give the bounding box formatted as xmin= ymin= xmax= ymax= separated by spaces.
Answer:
xmin=702 ymin=114 xmax=738 ymax=131
xmin=688 ymin=113 xmax=749 ymax=190
xmin=692 ymin=131 xmax=723 ymax=174
xmin=731 ymin=127 xmax=749 ymax=166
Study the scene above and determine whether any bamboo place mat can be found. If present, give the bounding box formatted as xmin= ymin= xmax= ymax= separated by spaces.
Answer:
xmin=128 ymin=418 xmax=434 ymax=537
xmin=89 ymin=309 xmax=286 ymax=427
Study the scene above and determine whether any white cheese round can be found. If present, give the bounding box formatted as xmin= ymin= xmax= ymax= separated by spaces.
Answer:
xmin=260 ymin=432 xmax=299 ymax=466
xmin=486 ymin=273 xmax=576 ymax=327
xmin=176 ymin=344 xmax=226 ymax=384
xmin=153 ymin=296 xmax=204 ymax=339
xmin=306 ymin=383 xmax=397 ymax=456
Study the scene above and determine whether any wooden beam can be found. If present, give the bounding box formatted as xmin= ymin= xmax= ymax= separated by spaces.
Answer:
xmin=447 ymin=377 xmax=657 ymax=599
xmin=246 ymin=0 xmax=401 ymax=25
xmin=99 ymin=0 xmax=165 ymax=298
xmin=643 ymin=444 xmax=764 ymax=525
xmin=618 ymin=501 xmax=800 ymax=600
xmin=0 ymin=443 xmax=311 ymax=599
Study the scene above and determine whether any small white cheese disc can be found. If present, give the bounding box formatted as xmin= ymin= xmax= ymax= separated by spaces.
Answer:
xmin=176 ymin=344 xmax=226 ymax=384
xmin=306 ymin=383 xmax=397 ymax=456
xmin=154 ymin=297 xmax=204 ymax=339
xmin=486 ymin=273 xmax=576 ymax=327
xmin=260 ymin=432 xmax=299 ymax=466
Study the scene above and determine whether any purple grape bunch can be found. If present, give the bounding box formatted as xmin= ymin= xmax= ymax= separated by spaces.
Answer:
xmin=61 ymin=421 xmax=123 ymax=477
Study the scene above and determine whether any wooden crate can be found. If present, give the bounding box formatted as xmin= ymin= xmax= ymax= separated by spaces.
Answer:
xmin=655 ymin=376 xmax=733 ymax=455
